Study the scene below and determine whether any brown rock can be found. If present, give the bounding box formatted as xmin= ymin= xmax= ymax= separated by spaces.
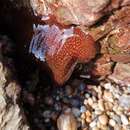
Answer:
xmin=0 ymin=36 xmax=29 ymax=130
xmin=109 ymin=63 xmax=130 ymax=86
xmin=57 ymin=112 xmax=77 ymax=130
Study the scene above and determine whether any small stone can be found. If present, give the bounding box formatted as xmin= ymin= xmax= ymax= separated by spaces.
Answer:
xmin=98 ymin=99 xmax=104 ymax=111
xmin=81 ymin=119 xmax=86 ymax=128
xmin=85 ymin=93 xmax=90 ymax=98
xmin=85 ymin=110 xmax=92 ymax=123
xmin=98 ymin=114 xmax=108 ymax=125
xmin=104 ymin=83 xmax=112 ymax=89
xmin=51 ymin=112 xmax=59 ymax=121
xmin=65 ymin=85 xmax=74 ymax=96
xmin=112 ymin=115 xmax=121 ymax=124
xmin=80 ymin=106 xmax=86 ymax=113
xmin=44 ymin=96 xmax=54 ymax=105
xmin=44 ymin=118 xmax=50 ymax=123
xmin=128 ymin=116 xmax=130 ymax=121
xmin=92 ymin=96 xmax=97 ymax=102
xmin=114 ymin=125 xmax=122 ymax=130
xmin=81 ymin=113 xmax=86 ymax=119
xmin=82 ymin=128 xmax=88 ymax=130
xmin=119 ymin=95 xmax=130 ymax=109
xmin=79 ymin=83 xmax=86 ymax=91
xmin=105 ymin=102 xmax=113 ymax=111
xmin=72 ymin=108 xmax=80 ymax=117
xmin=43 ymin=110 xmax=51 ymax=118
xmin=84 ymin=99 xmax=88 ymax=106
xmin=85 ymin=110 xmax=91 ymax=117
xmin=64 ymin=108 xmax=72 ymax=114
xmin=108 ymin=112 xmax=114 ymax=117
xmin=96 ymin=121 xmax=101 ymax=128
xmin=90 ymin=119 xmax=97 ymax=128
xmin=87 ymin=98 xmax=93 ymax=106
xmin=103 ymin=91 xmax=113 ymax=102
xmin=70 ymin=98 xmax=81 ymax=107
xmin=56 ymin=96 xmax=60 ymax=101
xmin=109 ymin=119 xmax=116 ymax=127
xmin=86 ymin=116 xmax=92 ymax=123
xmin=100 ymin=124 xmax=109 ymax=130
xmin=95 ymin=109 xmax=102 ymax=115
xmin=92 ymin=127 xmax=99 ymax=130
xmin=57 ymin=113 xmax=77 ymax=130
xmin=120 ymin=114 xmax=129 ymax=125
xmin=92 ymin=103 xmax=98 ymax=109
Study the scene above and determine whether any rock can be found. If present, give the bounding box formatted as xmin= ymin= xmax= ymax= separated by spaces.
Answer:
xmin=43 ymin=110 xmax=51 ymax=118
xmin=72 ymin=108 xmax=81 ymax=117
xmin=114 ymin=125 xmax=122 ymax=130
xmin=30 ymin=0 xmax=110 ymax=26
xmin=98 ymin=99 xmax=104 ymax=111
xmin=109 ymin=119 xmax=116 ymax=127
xmin=85 ymin=110 xmax=92 ymax=123
xmin=80 ymin=106 xmax=87 ymax=113
xmin=109 ymin=63 xmax=130 ymax=86
xmin=93 ymin=54 xmax=113 ymax=77
xmin=106 ymin=23 xmax=130 ymax=63
xmin=120 ymin=114 xmax=128 ymax=125
xmin=89 ymin=119 xmax=97 ymax=128
xmin=30 ymin=0 xmax=130 ymax=27
xmin=112 ymin=115 xmax=121 ymax=124
xmin=103 ymin=91 xmax=113 ymax=102
xmin=98 ymin=114 xmax=108 ymax=125
xmin=92 ymin=127 xmax=99 ymax=130
xmin=65 ymin=85 xmax=74 ymax=96
xmin=119 ymin=95 xmax=130 ymax=109
xmin=87 ymin=98 xmax=94 ymax=106
xmin=0 ymin=36 xmax=29 ymax=130
xmin=57 ymin=112 xmax=77 ymax=130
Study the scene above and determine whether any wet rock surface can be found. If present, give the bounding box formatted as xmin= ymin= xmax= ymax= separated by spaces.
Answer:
xmin=0 ymin=36 xmax=29 ymax=130
xmin=30 ymin=0 xmax=130 ymax=26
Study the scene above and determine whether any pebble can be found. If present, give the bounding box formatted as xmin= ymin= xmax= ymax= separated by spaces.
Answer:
xmin=85 ymin=93 xmax=90 ymax=98
xmin=81 ymin=113 xmax=86 ymax=119
xmin=103 ymin=91 xmax=113 ymax=102
xmin=72 ymin=108 xmax=81 ymax=117
xmin=44 ymin=96 xmax=54 ymax=105
xmin=92 ymin=127 xmax=99 ymax=130
xmin=85 ymin=110 xmax=92 ymax=123
xmin=98 ymin=99 xmax=104 ymax=111
xmin=89 ymin=119 xmax=97 ymax=128
xmin=120 ymin=114 xmax=129 ymax=125
xmin=85 ymin=110 xmax=91 ymax=117
xmin=84 ymin=99 xmax=88 ymax=106
xmin=85 ymin=116 xmax=92 ymax=123
xmin=54 ymin=80 xmax=130 ymax=130
xmin=119 ymin=95 xmax=130 ymax=109
xmin=43 ymin=110 xmax=51 ymax=118
xmin=109 ymin=119 xmax=116 ymax=127
xmin=87 ymin=98 xmax=93 ymax=106
xmin=92 ymin=103 xmax=98 ymax=109
xmin=70 ymin=98 xmax=81 ymax=107
xmin=104 ymin=83 xmax=112 ymax=90
xmin=57 ymin=113 xmax=77 ymax=130
xmin=80 ymin=106 xmax=87 ymax=113
xmin=98 ymin=114 xmax=108 ymax=125
xmin=114 ymin=125 xmax=122 ymax=130
xmin=65 ymin=85 xmax=74 ymax=96
xmin=95 ymin=109 xmax=102 ymax=115
xmin=112 ymin=115 xmax=121 ymax=124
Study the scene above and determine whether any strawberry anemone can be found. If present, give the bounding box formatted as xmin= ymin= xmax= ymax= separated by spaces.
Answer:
xmin=29 ymin=24 xmax=96 ymax=85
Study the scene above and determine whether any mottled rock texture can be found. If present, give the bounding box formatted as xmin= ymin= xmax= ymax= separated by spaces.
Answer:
xmin=0 ymin=36 xmax=29 ymax=130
